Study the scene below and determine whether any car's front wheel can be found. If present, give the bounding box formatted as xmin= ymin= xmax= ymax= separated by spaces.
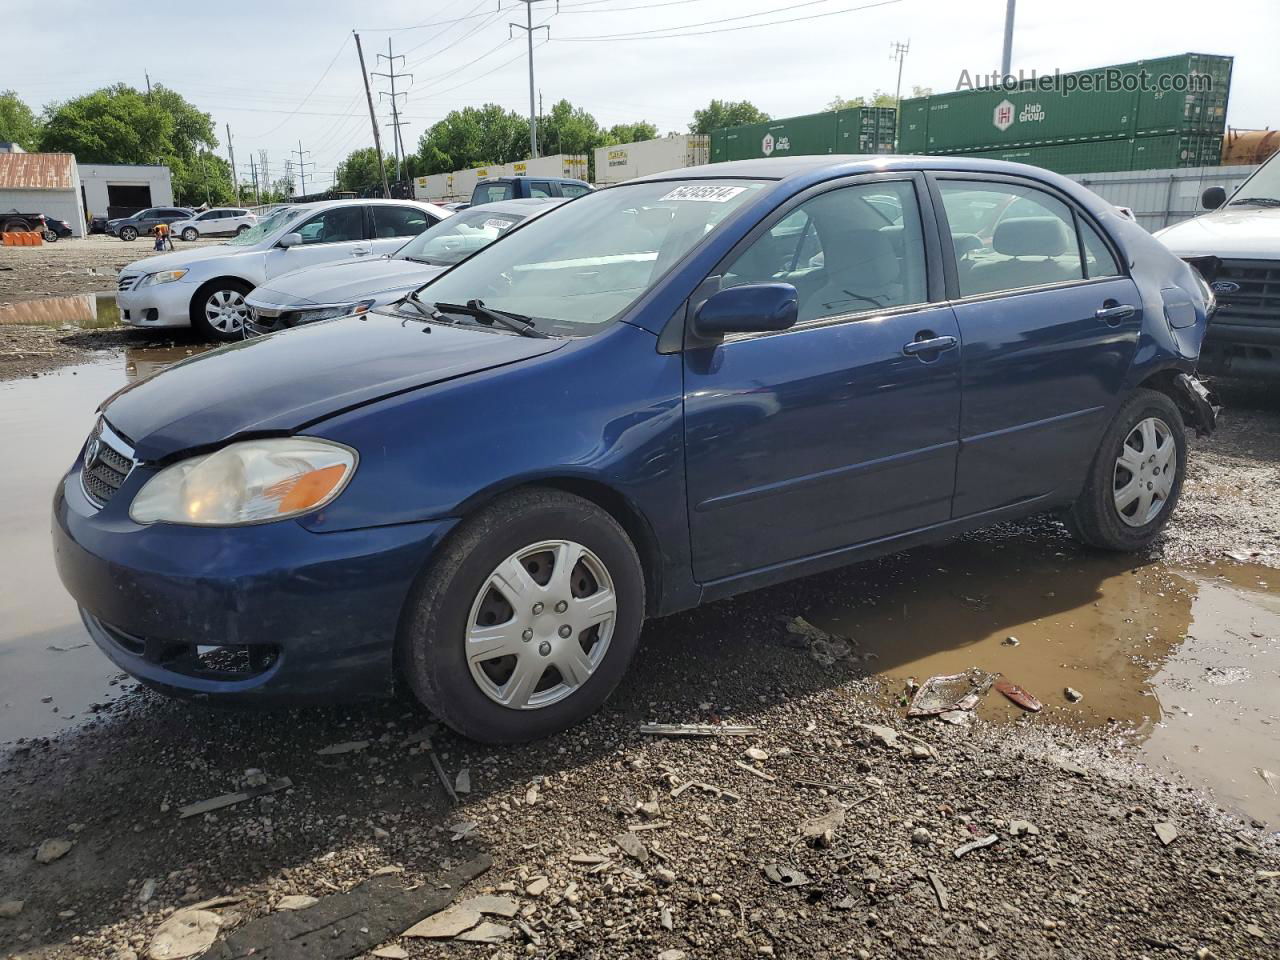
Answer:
xmin=191 ymin=279 xmax=253 ymax=342
xmin=400 ymin=488 xmax=645 ymax=743
xmin=1063 ymin=388 xmax=1187 ymax=551
xmin=236 ymin=224 xmax=250 ymax=235
xmin=119 ymin=226 xmax=138 ymax=242
xmin=181 ymin=227 xmax=198 ymax=242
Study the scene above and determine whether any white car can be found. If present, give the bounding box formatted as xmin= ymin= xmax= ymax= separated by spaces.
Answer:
xmin=115 ymin=199 xmax=452 ymax=341
xmin=172 ymin=207 xmax=257 ymax=241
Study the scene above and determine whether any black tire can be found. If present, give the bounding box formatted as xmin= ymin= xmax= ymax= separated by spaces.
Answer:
xmin=400 ymin=488 xmax=645 ymax=744
xmin=119 ymin=225 xmax=138 ymax=242
xmin=181 ymin=227 xmax=198 ymax=242
xmin=1063 ymin=388 xmax=1187 ymax=551
xmin=190 ymin=278 xmax=253 ymax=342
xmin=1 ymin=218 xmax=31 ymax=233
xmin=236 ymin=224 xmax=250 ymax=235
xmin=42 ymin=229 xmax=58 ymax=243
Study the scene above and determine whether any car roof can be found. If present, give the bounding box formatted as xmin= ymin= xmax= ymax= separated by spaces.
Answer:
xmin=274 ymin=197 xmax=451 ymax=216
xmin=461 ymin=197 xmax=568 ymax=215
xmin=476 ymin=176 xmax=589 ymax=185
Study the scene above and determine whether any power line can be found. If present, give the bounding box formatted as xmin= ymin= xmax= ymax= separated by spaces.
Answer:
xmin=292 ymin=141 xmax=315 ymax=196
xmin=509 ymin=0 xmax=556 ymax=159
xmin=374 ymin=40 xmax=413 ymax=172
xmin=555 ymin=0 xmax=901 ymax=40
xmin=248 ymin=35 xmax=351 ymax=138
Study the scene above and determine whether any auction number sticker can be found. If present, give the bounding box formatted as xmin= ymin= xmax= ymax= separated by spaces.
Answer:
xmin=484 ymin=218 xmax=516 ymax=230
xmin=658 ymin=185 xmax=747 ymax=203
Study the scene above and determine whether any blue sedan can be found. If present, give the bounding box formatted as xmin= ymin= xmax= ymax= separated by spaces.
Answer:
xmin=53 ymin=156 xmax=1217 ymax=743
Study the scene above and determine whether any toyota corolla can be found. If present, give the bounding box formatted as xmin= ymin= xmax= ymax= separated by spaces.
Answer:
xmin=53 ymin=156 xmax=1217 ymax=743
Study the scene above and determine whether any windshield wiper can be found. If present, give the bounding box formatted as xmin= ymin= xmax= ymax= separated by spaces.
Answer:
xmin=1228 ymin=197 xmax=1280 ymax=207
xmin=396 ymin=289 xmax=446 ymax=322
xmin=433 ymin=299 xmax=549 ymax=338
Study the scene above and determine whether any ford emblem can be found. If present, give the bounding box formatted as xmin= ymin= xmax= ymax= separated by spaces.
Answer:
xmin=1210 ymin=280 xmax=1240 ymax=295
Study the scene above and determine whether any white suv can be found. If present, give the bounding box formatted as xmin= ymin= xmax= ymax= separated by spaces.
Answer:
xmin=173 ymin=208 xmax=257 ymax=241
xmin=115 ymin=199 xmax=451 ymax=341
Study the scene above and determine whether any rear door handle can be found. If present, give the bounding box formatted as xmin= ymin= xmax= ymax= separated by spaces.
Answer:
xmin=1095 ymin=303 xmax=1136 ymax=323
xmin=902 ymin=335 xmax=958 ymax=356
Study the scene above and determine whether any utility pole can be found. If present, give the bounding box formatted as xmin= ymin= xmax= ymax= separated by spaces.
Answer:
xmin=145 ymin=71 xmax=152 ymax=97
xmin=1001 ymin=0 xmax=1015 ymax=77
xmin=248 ymin=155 xmax=261 ymax=207
xmin=226 ymin=123 xmax=238 ymax=204
xmin=374 ymin=39 xmax=412 ymax=177
xmin=292 ymin=141 xmax=314 ymax=198
xmin=510 ymin=0 xmax=555 ymax=159
xmin=354 ymin=31 xmax=393 ymax=199
xmin=890 ymin=39 xmax=910 ymax=108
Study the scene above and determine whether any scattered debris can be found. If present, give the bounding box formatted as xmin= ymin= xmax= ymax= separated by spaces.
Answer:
xmin=614 ymin=831 xmax=650 ymax=864
xmin=743 ymin=746 xmax=769 ymax=762
xmin=799 ymin=802 xmax=846 ymax=846
xmin=762 ymin=863 xmax=811 ymax=887
xmin=148 ymin=909 xmax=222 ymax=959
xmin=34 ymin=837 xmax=73 ymax=863
xmin=138 ymin=878 xmax=157 ymax=903
xmin=569 ymin=853 xmax=610 ymax=865
xmin=455 ymin=767 xmax=472 ymax=795
xmin=457 ymin=921 xmax=514 ymax=943
xmin=1259 ymin=769 xmax=1278 ymax=794
xmin=734 ymin=759 xmax=777 ymax=782
xmin=640 ymin=723 xmax=761 ymax=737
xmin=275 ymin=895 xmax=319 ymax=911
xmin=525 ymin=877 xmax=550 ymax=897
xmin=403 ymin=906 xmax=481 ymax=939
xmin=928 ymin=872 xmax=949 ymax=912
xmin=371 ymin=948 xmax=409 ymax=960
xmin=46 ymin=642 xmax=89 ymax=652
xmin=0 ymin=900 xmax=24 ymax=918
xmin=178 ymin=777 xmax=292 ymax=819
xmin=1064 ymin=687 xmax=1084 ymax=703
xmin=995 ymin=679 xmax=1043 ymax=712
xmin=422 ymin=735 xmax=458 ymax=804
xmin=314 ymin=740 xmax=369 ymax=756
xmin=658 ymin=951 xmax=687 ymax=960
xmin=669 ymin=779 xmax=741 ymax=801
xmin=1002 ymin=636 xmax=1020 ymax=646
xmin=1155 ymin=822 xmax=1180 ymax=846
xmin=954 ymin=835 xmax=999 ymax=858
xmin=787 ymin=615 xmax=857 ymax=665
xmin=908 ymin=670 xmax=997 ymax=716
xmin=1009 ymin=820 xmax=1040 ymax=837
xmin=448 ymin=821 xmax=477 ymax=840
xmin=857 ymin=723 xmax=900 ymax=748
xmin=460 ymin=895 xmax=519 ymax=918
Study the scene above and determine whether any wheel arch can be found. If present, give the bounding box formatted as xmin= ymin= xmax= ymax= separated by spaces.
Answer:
xmin=1135 ymin=365 xmax=1217 ymax=437
xmin=188 ymin=274 xmax=254 ymax=311
xmin=449 ymin=475 xmax=664 ymax=618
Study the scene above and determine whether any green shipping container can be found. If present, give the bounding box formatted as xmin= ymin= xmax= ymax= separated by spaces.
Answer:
xmin=899 ymin=52 xmax=1231 ymax=154
xmin=711 ymin=107 xmax=899 ymax=162
xmin=951 ymin=131 xmax=1223 ymax=176
xmin=1130 ymin=132 xmax=1223 ymax=170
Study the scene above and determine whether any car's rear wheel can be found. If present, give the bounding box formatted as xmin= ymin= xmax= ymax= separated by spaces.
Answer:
xmin=181 ymin=227 xmax=198 ymax=242
xmin=119 ymin=226 xmax=138 ymax=241
xmin=1063 ymin=388 xmax=1187 ymax=551
xmin=191 ymin=279 xmax=253 ymax=342
xmin=400 ymin=488 xmax=645 ymax=743
xmin=236 ymin=224 xmax=250 ymax=235
xmin=42 ymin=229 xmax=58 ymax=243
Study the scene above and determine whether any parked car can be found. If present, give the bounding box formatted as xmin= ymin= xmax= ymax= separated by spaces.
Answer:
xmin=244 ymin=198 xmax=564 ymax=336
xmin=470 ymin=176 xmax=591 ymax=207
xmin=42 ymin=214 xmax=73 ymax=238
xmin=441 ymin=201 xmax=471 ymax=212
xmin=89 ymin=215 xmax=109 ymax=234
xmin=1154 ymin=149 xmax=1280 ymax=380
xmin=113 ymin=198 xmax=451 ymax=341
xmin=1 ymin=208 xmax=48 ymax=233
xmin=54 ymin=157 xmax=1216 ymax=744
xmin=172 ymin=207 xmax=257 ymax=241
xmin=107 ymin=207 xmax=195 ymax=241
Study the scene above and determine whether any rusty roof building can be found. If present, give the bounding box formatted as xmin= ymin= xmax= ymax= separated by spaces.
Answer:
xmin=0 ymin=152 xmax=86 ymax=237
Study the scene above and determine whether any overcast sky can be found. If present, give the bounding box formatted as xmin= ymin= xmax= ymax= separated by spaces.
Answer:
xmin=6 ymin=0 xmax=1276 ymax=190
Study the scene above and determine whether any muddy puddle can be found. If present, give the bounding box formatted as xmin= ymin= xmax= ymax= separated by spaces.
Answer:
xmin=0 ymin=348 xmax=209 ymax=742
xmin=809 ymin=539 xmax=1280 ymax=824
xmin=0 ymin=291 xmax=120 ymax=329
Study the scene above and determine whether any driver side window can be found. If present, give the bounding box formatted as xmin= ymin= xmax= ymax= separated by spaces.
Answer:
xmin=722 ymin=180 xmax=928 ymax=323
xmin=296 ymin=206 xmax=364 ymax=245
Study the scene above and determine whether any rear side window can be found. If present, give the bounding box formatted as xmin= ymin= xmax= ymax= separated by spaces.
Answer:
xmin=476 ymin=183 xmax=513 ymax=204
xmin=296 ymin=206 xmax=365 ymax=244
xmin=722 ymin=179 xmax=928 ymax=323
xmin=529 ymin=181 xmax=553 ymax=198
xmin=1080 ymin=219 xmax=1122 ymax=278
xmin=938 ymin=181 xmax=1085 ymax=297
xmin=560 ymin=183 xmax=590 ymax=198
xmin=371 ymin=205 xmax=430 ymax=238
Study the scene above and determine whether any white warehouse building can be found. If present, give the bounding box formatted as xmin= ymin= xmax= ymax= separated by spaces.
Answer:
xmin=79 ymin=163 xmax=174 ymax=223
xmin=0 ymin=152 xmax=86 ymax=237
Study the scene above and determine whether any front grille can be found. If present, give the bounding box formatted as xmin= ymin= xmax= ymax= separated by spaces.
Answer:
xmin=117 ymin=274 xmax=140 ymax=292
xmin=1213 ymin=259 xmax=1280 ymax=329
xmin=80 ymin=418 xmax=136 ymax=508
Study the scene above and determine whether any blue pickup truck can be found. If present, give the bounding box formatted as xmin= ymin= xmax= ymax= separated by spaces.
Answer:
xmin=470 ymin=176 xmax=592 ymax=208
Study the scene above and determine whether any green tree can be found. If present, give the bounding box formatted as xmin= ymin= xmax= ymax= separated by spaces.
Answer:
xmin=0 ymin=90 xmax=41 ymax=151
xmin=415 ymin=104 xmax=530 ymax=175
xmin=171 ymin=150 xmax=235 ymax=206
xmin=606 ymin=121 xmax=659 ymax=145
xmin=688 ymin=99 xmax=769 ymax=134
xmin=335 ymin=147 xmax=398 ymax=193
xmin=537 ymin=99 xmax=608 ymax=157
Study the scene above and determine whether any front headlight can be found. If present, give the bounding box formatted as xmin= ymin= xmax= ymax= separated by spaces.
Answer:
xmin=292 ymin=299 xmax=376 ymax=325
xmin=139 ymin=269 xmax=189 ymax=286
xmin=129 ymin=437 xmax=356 ymax=526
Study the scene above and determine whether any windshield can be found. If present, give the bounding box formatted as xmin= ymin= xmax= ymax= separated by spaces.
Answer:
xmin=1229 ymin=151 xmax=1280 ymax=205
xmin=396 ymin=208 xmax=530 ymax=265
xmin=415 ymin=179 xmax=764 ymax=335
xmin=226 ymin=206 xmax=302 ymax=246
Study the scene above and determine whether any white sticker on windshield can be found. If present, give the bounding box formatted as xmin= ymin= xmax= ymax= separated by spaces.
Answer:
xmin=483 ymin=218 xmax=516 ymax=230
xmin=657 ymin=185 xmax=748 ymax=203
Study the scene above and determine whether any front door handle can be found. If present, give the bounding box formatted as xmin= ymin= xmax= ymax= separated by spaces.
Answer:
xmin=902 ymin=334 xmax=958 ymax=357
xmin=352 ymin=247 xmax=372 ymax=257
xmin=1095 ymin=303 xmax=1136 ymax=324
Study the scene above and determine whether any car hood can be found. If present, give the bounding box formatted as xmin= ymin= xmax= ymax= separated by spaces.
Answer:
xmin=103 ymin=313 xmax=565 ymax=461
xmin=249 ymin=257 xmax=445 ymax=308
xmin=119 ymin=244 xmax=249 ymax=276
xmin=1154 ymin=205 xmax=1280 ymax=259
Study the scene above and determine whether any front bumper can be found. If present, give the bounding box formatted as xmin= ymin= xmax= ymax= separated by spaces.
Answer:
xmin=117 ymin=279 xmax=196 ymax=329
xmin=1198 ymin=322 xmax=1280 ymax=379
xmin=52 ymin=456 xmax=456 ymax=701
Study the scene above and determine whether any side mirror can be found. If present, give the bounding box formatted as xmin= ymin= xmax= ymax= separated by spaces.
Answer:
xmin=279 ymin=232 xmax=303 ymax=248
xmin=692 ymin=283 xmax=799 ymax=338
xmin=1201 ymin=186 xmax=1227 ymax=210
